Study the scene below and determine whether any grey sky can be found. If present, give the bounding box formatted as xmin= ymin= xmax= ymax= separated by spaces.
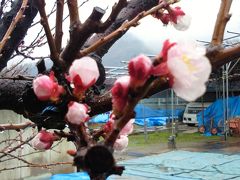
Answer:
xmin=25 ymin=0 xmax=240 ymax=57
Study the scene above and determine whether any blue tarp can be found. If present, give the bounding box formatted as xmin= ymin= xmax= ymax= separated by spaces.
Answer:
xmin=51 ymin=151 xmax=240 ymax=180
xmin=134 ymin=104 xmax=184 ymax=119
xmin=90 ymin=104 xmax=184 ymax=127
xmin=197 ymin=96 xmax=240 ymax=135
xmin=90 ymin=112 xmax=110 ymax=123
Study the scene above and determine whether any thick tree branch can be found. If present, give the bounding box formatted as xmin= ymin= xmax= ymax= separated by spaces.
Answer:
xmin=67 ymin=0 xmax=80 ymax=27
xmin=0 ymin=0 xmax=38 ymax=71
xmin=97 ymin=0 xmax=128 ymax=32
xmin=80 ymin=0 xmax=175 ymax=57
xmin=60 ymin=0 xmax=127 ymax=68
xmin=0 ymin=0 xmax=28 ymax=54
xmin=211 ymin=0 xmax=232 ymax=46
xmin=207 ymin=44 xmax=240 ymax=69
xmin=84 ymin=0 xmax=160 ymax=58
xmin=35 ymin=0 xmax=62 ymax=68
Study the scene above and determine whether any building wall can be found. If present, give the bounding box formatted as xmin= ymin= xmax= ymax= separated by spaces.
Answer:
xmin=0 ymin=110 xmax=75 ymax=180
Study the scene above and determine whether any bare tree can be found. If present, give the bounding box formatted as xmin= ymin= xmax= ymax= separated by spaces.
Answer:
xmin=0 ymin=0 xmax=239 ymax=179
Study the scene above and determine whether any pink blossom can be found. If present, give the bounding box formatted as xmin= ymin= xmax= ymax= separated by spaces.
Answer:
xmin=103 ymin=114 xmax=115 ymax=133
xmin=168 ymin=7 xmax=191 ymax=31
xmin=66 ymin=101 xmax=89 ymax=125
xmin=31 ymin=130 xmax=57 ymax=150
xmin=152 ymin=6 xmax=191 ymax=31
xmin=113 ymin=135 xmax=129 ymax=151
xmin=103 ymin=115 xmax=134 ymax=136
xmin=152 ymin=12 xmax=171 ymax=25
xmin=33 ymin=71 xmax=65 ymax=101
xmin=111 ymin=76 xmax=130 ymax=115
xmin=152 ymin=40 xmax=176 ymax=76
xmin=68 ymin=57 xmax=100 ymax=98
xmin=167 ymin=40 xmax=211 ymax=101
xmin=128 ymin=55 xmax=152 ymax=88
xmin=120 ymin=119 xmax=135 ymax=136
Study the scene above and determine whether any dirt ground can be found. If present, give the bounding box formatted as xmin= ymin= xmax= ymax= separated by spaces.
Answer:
xmin=114 ymin=124 xmax=240 ymax=162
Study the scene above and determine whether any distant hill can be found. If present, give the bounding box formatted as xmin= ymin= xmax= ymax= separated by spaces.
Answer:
xmin=102 ymin=32 xmax=157 ymax=67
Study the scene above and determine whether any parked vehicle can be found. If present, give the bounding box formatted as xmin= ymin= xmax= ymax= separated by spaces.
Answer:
xmin=183 ymin=102 xmax=212 ymax=126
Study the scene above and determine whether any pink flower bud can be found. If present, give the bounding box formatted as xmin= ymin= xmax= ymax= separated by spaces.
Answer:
xmin=31 ymin=130 xmax=57 ymax=150
xmin=66 ymin=101 xmax=89 ymax=125
xmin=33 ymin=72 xmax=64 ymax=101
xmin=152 ymin=12 xmax=170 ymax=25
xmin=113 ymin=135 xmax=129 ymax=151
xmin=168 ymin=7 xmax=191 ymax=31
xmin=103 ymin=115 xmax=134 ymax=136
xmin=128 ymin=55 xmax=152 ymax=88
xmin=103 ymin=114 xmax=115 ymax=133
xmin=120 ymin=119 xmax=135 ymax=136
xmin=111 ymin=76 xmax=130 ymax=115
xmin=152 ymin=40 xmax=176 ymax=76
xmin=68 ymin=57 xmax=100 ymax=98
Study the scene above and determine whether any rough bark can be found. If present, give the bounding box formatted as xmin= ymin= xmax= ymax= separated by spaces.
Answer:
xmin=85 ymin=0 xmax=159 ymax=59
xmin=0 ymin=0 xmax=38 ymax=71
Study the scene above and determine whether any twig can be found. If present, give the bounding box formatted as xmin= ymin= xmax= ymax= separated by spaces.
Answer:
xmin=0 ymin=0 xmax=28 ymax=54
xmin=55 ymin=0 xmax=64 ymax=53
xmin=0 ymin=161 xmax=72 ymax=172
xmin=0 ymin=121 xmax=35 ymax=131
xmin=0 ymin=0 xmax=6 ymax=19
xmin=0 ymin=135 xmax=35 ymax=160
xmin=35 ymin=0 xmax=62 ymax=68
xmin=0 ymin=75 xmax=34 ymax=81
xmin=80 ymin=0 xmax=177 ymax=57
xmin=211 ymin=0 xmax=233 ymax=46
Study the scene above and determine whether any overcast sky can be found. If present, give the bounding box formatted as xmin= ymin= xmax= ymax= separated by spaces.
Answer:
xmin=26 ymin=0 xmax=240 ymax=57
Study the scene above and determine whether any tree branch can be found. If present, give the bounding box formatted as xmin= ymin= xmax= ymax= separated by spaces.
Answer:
xmin=35 ymin=0 xmax=62 ymax=68
xmin=211 ymin=0 xmax=232 ymax=46
xmin=0 ymin=0 xmax=38 ymax=71
xmin=55 ymin=0 xmax=64 ymax=53
xmin=60 ymin=1 xmax=126 ymax=68
xmin=84 ymin=0 xmax=159 ymax=58
xmin=0 ymin=121 xmax=35 ymax=131
xmin=0 ymin=0 xmax=28 ymax=54
xmin=80 ymin=0 xmax=175 ymax=57
xmin=67 ymin=0 xmax=80 ymax=27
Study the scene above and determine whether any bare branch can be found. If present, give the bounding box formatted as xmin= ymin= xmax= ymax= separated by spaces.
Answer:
xmin=211 ymin=0 xmax=233 ymax=46
xmin=0 ymin=135 xmax=35 ymax=160
xmin=35 ymin=0 xmax=62 ymax=68
xmin=0 ymin=161 xmax=72 ymax=172
xmin=0 ymin=0 xmax=28 ymax=54
xmin=67 ymin=0 xmax=80 ymax=27
xmin=97 ymin=0 xmax=128 ymax=32
xmin=80 ymin=0 xmax=176 ymax=57
xmin=0 ymin=121 xmax=35 ymax=131
xmin=55 ymin=0 xmax=64 ymax=53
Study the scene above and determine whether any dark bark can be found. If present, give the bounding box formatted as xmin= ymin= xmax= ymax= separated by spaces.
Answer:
xmin=86 ymin=0 xmax=159 ymax=58
xmin=0 ymin=79 xmax=31 ymax=114
xmin=0 ymin=0 xmax=38 ymax=71
xmin=0 ymin=0 xmax=238 ymax=127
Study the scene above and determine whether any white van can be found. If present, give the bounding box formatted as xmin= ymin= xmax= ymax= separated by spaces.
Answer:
xmin=183 ymin=102 xmax=212 ymax=126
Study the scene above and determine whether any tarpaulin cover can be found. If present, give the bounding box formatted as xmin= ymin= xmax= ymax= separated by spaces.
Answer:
xmin=90 ymin=104 xmax=184 ymax=127
xmin=197 ymin=96 xmax=240 ymax=135
xmin=114 ymin=150 xmax=240 ymax=180
xmin=51 ymin=151 xmax=240 ymax=180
